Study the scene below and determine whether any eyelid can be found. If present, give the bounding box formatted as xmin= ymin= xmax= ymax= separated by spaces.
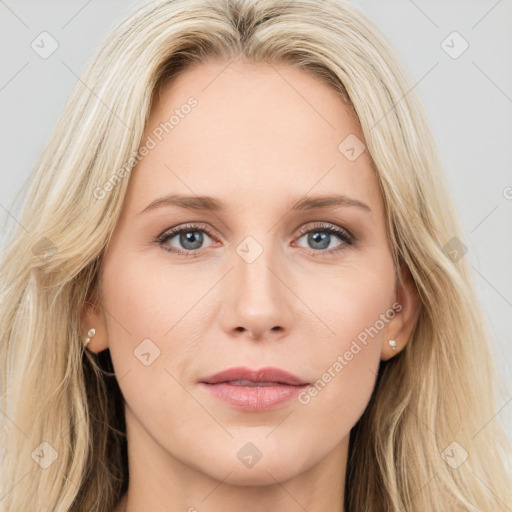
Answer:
xmin=295 ymin=221 xmax=353 ymax=240
xmin=157 ymin=222 xmax=217 ymax=239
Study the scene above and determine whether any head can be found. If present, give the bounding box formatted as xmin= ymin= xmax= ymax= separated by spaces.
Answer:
xmin=1 ymin=1 xmax=511 ymax=511
xmin=82 ymin=54 xmax=419 ymax=489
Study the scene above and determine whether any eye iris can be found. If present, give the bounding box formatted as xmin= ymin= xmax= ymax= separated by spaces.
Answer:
xmin=308 ymin=231 xmax=330 ymax=250
xmin=180 ymin=231 xmax=203 ymax=250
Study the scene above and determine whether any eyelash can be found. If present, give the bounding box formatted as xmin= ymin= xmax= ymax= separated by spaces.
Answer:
xmin=155 ymin=222 xmax=354 ymax=258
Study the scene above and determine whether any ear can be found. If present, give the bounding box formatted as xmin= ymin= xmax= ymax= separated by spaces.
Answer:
xmin=81 ymin=292 xmax=109 ymax=353
xmin=381 ymin=263 xmax=420 ymax=361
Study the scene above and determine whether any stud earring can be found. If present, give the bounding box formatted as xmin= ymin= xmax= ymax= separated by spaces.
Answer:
xmin=84 ymin=328 xmax=96 ymax=348
xmin=388 ymin=339 xmax=397 ymax=350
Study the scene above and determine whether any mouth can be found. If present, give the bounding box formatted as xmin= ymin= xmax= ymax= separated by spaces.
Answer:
xmin=199 ymin=366 xmax=309 ymax=386
xmin=218 ymin=380 xmax=288 ymax=387
xmin=199 ymin=366 xmax=309 ymax=411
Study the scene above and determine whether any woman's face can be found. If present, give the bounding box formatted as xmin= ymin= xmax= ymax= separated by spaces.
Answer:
xmin=87 ymin=59 xmax=417 ymax=490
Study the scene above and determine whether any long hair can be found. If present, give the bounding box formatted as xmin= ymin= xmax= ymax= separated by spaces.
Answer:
xmin=1 ymin=0 xmax=510 ymax=510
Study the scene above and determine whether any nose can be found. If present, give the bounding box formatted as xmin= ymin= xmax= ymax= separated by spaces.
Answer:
xmin=220 ymin=245 xmax=295 ymax=341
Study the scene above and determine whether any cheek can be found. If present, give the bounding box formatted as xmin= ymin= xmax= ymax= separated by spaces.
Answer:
xmin=99 ymin=249 xmax=209 ymax=415
xmin=99 ymin=251 xmax=203 ymax=445
xmin=100 ymin=248 xmax=198 ymax=357
xmin=297 ymin=260 xmax=396 ymax=419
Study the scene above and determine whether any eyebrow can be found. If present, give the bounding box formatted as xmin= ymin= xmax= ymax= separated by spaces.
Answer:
xmin=138 ymin=193 xmax=372 ymax=215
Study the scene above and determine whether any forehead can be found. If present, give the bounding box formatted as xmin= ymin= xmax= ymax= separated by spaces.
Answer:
xmin=123 ymin=59 xmax=382 ymax=217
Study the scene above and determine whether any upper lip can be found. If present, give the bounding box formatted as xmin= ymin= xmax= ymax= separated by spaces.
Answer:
xmin=199 ymin=366 xmax=309 ymax=386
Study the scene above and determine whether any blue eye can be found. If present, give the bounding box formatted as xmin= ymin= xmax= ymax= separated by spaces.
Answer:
xmin=155 ymin=222 xmax=354 ymax=258
xmin=156 ymin=223 xmax=214 ymax=257
xmin=294 ymin=222 xmax=353 ymax=256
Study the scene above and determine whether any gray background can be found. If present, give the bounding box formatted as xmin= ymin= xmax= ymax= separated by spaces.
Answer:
xmin=1 ymin=0 xmax=511 ymax=437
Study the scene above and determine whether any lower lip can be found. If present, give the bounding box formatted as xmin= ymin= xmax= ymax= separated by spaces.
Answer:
xmin=200 ymin=382 xmax=308 ymax=411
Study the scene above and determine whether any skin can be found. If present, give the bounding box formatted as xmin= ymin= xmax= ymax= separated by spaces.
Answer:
xmin=83 ymin=58 xmax=419 ymax=512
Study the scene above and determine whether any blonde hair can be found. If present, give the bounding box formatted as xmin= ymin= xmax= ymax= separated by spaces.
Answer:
xmin=1 ymin=0 xmax=511 ymax=510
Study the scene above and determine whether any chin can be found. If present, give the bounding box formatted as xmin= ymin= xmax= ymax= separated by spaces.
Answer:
xmin=190 ymin=448 xmax=308 ymax=487
xmin=214 ymin=464 xmax=302 ymax=487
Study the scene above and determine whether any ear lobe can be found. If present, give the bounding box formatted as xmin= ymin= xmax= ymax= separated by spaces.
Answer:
xmin=81 ymin=296 xmax=109 ymax=353
xmin=381 ymin=264 xmax=420 ymax=361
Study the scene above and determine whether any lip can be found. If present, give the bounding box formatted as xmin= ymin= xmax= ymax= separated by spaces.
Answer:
xmin=199 ymin=366 xmax=309 ymax=412
xmin=199 ymin=366 xmax=309 ymax=386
